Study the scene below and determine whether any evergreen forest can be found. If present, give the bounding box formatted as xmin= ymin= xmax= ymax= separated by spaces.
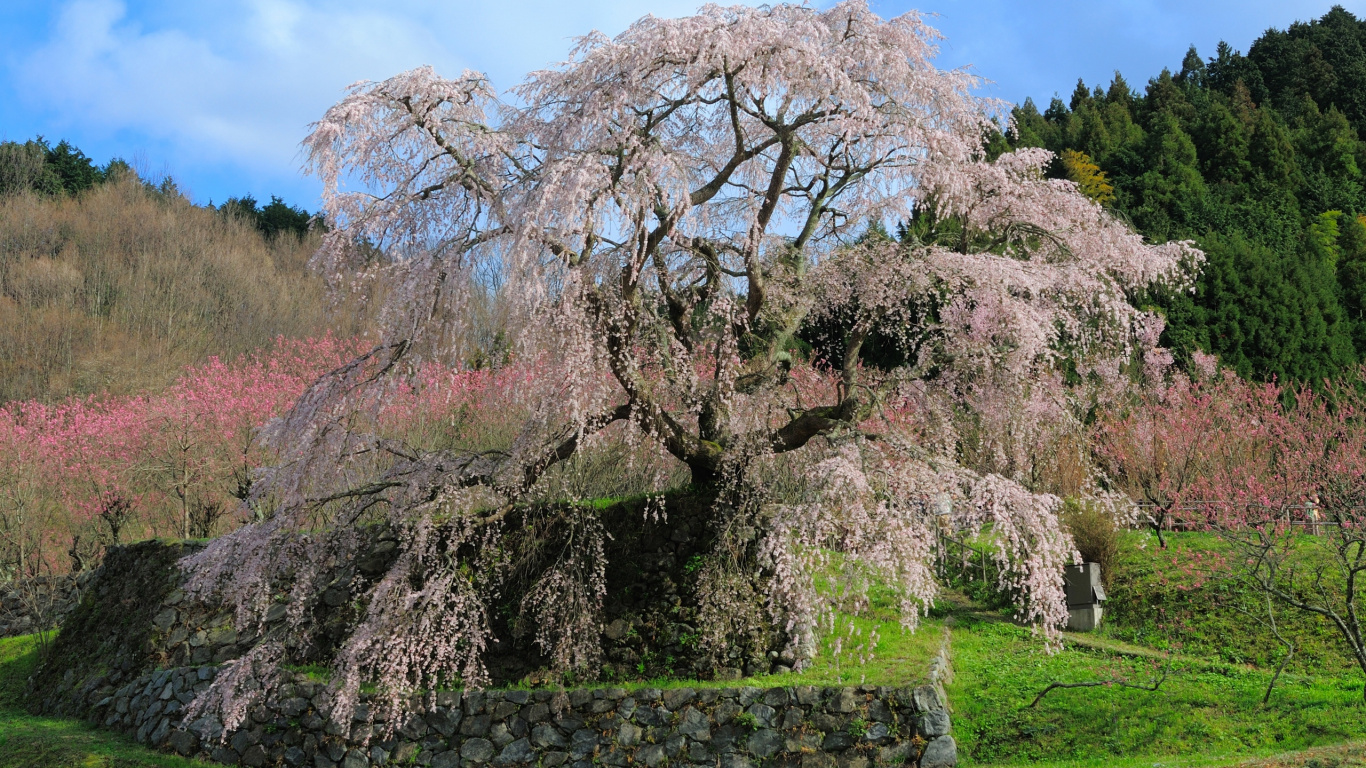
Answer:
xmin=1010 ymin=5 xmax=1366 ymax=382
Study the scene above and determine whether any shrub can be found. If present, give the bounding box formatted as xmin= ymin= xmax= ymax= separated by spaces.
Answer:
xmin=1061 ymin=497 xmax=1119 ymax=588
xmin=0 ymin=335 xmax=366 ymax=572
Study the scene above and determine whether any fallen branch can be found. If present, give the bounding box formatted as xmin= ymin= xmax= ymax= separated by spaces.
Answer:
xmin=1027 ymin=658 xmax=1172 ymax=708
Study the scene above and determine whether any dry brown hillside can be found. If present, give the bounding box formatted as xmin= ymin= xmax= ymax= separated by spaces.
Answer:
xmin=0 ymin=178 xmax=366 ymax=402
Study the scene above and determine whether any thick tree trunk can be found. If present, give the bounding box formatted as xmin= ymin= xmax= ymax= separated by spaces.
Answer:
xmin=687 ymin=460 xmax=720 ymax=489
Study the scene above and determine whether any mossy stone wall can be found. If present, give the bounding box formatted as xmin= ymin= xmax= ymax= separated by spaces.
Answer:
xmin=31 ymin=541 xmax=956 ymax=768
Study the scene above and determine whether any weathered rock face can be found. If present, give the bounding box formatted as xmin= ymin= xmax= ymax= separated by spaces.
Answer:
xmin=29 ymin=539 xmax=957 ymax=767
xmin=30 ymin=540 xmax=213 ymax=719
xmin=27 ymin=508 xmax=772 ymax=693
xmin=33 ymin=524 xmax=772 ymax=712
xmin=0 ymin=571 xmax=93 ymax=638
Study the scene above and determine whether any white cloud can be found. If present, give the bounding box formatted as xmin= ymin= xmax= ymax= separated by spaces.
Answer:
xmin=18 ymin=0 xmax=465 ymax=176
xmin=21 ymin=0 xmax=1340 ymax=203
xmin=13 ymin=0 xmax=731 ymax=193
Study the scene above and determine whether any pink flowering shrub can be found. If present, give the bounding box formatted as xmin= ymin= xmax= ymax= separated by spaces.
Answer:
xmin=1097 ymin=364 xmax=1366 ymax=697
xmin=0 ymin=394 xmax=152 ymax=572
xmin=0 ymin=403 xmax=69 ymax=577
xmin=1093 ymin=369 xmax=1240 ymax=546
xmin=142 ymin=335 xmax=365 ymax=538
xmin=0 ymin=335 xmax=363 ymax=572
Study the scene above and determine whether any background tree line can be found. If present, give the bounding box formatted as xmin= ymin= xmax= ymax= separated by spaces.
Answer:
xmin=0 ymin=136 xmax=316 ymax=240
xmin=1009 ymin=5 xmax=1366 ymax=383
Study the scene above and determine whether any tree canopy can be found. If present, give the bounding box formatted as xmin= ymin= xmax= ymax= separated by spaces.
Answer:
xmin=0 ymin=138 xmax=123 ymax=197
xmin=179 ymin=1 xmax=1195 ymax=732
xmin=1009 ymin=5 xmax=1366 ymax=382
xmin=218 ymin=194 xmax=317 ymax=240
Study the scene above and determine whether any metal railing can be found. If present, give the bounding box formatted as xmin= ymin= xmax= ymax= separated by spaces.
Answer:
xmin=1129 ymin=500 xmax=1351 ymax=533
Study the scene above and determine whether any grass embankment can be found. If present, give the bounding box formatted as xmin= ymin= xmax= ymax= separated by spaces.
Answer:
xmin=288 ymin=611 xmax=946 ymax=692
xmin=0 ymin=634 xmax=209 ymax=768
xmin=952 ymin=616 xmax=1366 ymax=766
xmin=951 ymin=530 xmax=1366 ymax=767
xmin=1102 ymin=531 xmax=1355 ymax=674
xmin=581 ymin=613 xmax=942 ymax=691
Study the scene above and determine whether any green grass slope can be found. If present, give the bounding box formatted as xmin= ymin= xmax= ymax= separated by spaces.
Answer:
xmin=0 ymin=635 xmax=209 ymax=768
xmin=951 ymin=616 xmax=1366 ymax=766
xmin=950 ymin=531 xmax=1366 ymax=766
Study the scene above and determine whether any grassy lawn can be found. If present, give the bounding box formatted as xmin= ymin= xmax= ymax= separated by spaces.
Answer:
xmin=952 ymin=529 xmax=1366 ymax=767
xmin=609 ymin=612 xmax=943 ymax=691
xmin=763 ymin=611 xmax=944 ymax=688
xmin=970 ymin=742 xmax=1366 ymax=768
xmin=951 ymin=615 xmax=1366 ymax=766
xmin=1101 ymin=531 xmax=1358 ymax=675
xmin=0 ymin=635 xmax=210 ymax=768
xmin=973 ymin=740 xmax=1366 ymax=768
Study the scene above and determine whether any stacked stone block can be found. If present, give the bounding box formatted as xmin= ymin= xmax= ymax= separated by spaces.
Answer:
xmin=79 ymin=670 xmax=956 ymax=768
xmin=0 ymin=570 xmax=92 ymax=637
xmin=31 ymin=541 xmax=957 ymax=768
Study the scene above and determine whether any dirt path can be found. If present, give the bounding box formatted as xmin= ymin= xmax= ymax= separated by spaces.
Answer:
xmin=1228 ymin=740 xmax=1366 ymax=767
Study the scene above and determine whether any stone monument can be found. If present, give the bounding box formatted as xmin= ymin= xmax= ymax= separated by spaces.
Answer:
xmin=1064 ymin=562 xmax=1106 ymax=631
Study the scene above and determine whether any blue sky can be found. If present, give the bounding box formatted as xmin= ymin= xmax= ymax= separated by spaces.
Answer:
xmin=0 ymin=0 xmax=1360 ymax=211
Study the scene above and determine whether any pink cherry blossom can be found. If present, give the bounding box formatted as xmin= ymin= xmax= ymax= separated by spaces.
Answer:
xmin=180 ymin=1 xmax=1200 ymax=732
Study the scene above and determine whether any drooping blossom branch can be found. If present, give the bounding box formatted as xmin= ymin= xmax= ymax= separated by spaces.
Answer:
xmin=177 ymin=1 xmax=1201 ymax=733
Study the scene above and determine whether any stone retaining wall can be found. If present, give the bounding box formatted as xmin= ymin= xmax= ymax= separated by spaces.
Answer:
xmin=80 ymin=668 xmax=957 ymax=768
xmin=0 ymin=571 xmax=91 ymax=637
xmin=32 ymin=541 xmax=957 ymax=767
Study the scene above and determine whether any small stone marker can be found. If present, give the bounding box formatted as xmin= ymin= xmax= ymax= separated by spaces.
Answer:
xmin=1064 ymin=562 xmax=1106 ymax=631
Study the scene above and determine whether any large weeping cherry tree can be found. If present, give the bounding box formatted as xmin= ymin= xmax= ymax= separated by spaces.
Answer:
xmin=181 ymin=1 xmax=1200 ymax=735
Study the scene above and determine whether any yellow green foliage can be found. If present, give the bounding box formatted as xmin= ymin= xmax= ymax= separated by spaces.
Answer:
xmin=1060 ymin=149 xmax=1116 ymax=206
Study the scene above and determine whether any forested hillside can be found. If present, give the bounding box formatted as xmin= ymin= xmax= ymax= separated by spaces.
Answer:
xmin=1010 ymin=5 xmax=1366 ymax=382
xmin=0 ymin=139 xmax=366 ymax=403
